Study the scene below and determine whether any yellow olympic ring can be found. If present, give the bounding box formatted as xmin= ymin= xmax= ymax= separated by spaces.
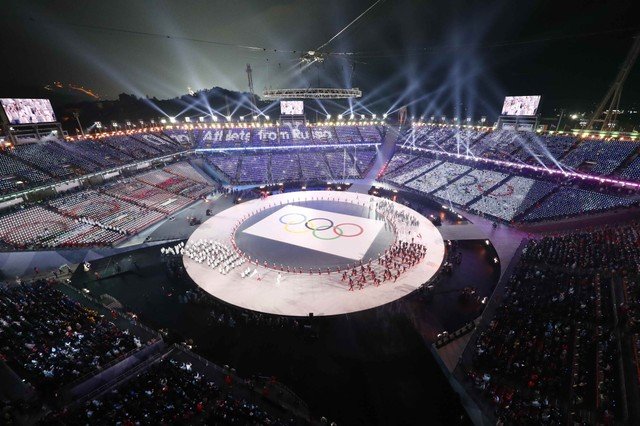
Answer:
xmin=284 ymin=223 xmax=310 ymax=233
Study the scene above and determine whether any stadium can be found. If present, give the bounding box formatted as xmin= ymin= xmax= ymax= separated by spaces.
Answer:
xmin=1 ymin=1 xmax=640 ymax=425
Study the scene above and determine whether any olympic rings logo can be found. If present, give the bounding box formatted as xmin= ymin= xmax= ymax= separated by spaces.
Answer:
xmin=278 ymin=213 xmax=364 ymax=240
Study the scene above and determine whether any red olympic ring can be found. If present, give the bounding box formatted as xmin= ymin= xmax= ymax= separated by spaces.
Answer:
xmin=332 ymin=223 xmax=364 ymax=237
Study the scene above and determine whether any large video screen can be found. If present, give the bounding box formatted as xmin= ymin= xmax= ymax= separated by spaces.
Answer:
xmin=280 ymin=100 xmax=304 ymax=115
xmin=0 ymin=98 xmax=57 ymax=124
xmin=501 ymin=95 xmax=541 ymax=116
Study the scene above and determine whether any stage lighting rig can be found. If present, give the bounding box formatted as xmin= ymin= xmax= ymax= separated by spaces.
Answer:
xmin=262 ymin=88 xmax=361 ymax=99
xmin=301 ymin=51 xmax=327 ymax=64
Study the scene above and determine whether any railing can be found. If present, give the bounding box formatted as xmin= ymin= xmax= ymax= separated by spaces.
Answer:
xmin=434 ymin=321 xmax=476 ymax=348
xmin=64 ymin=340 xmax=160 ymax=394
xmin=73 ymin=347 xmax=167 ymax=407
xmin=170 ymin=344 xmax=312 ymax=421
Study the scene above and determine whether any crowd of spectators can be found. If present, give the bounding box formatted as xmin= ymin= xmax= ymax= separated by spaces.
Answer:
xmin=561 ymin=140 xmax=637 ymax=175
xmin=404 ymin=162 xmax=471 ymax=194
xmin=49 ymin=190 xmax=166 ymax=236
xmin=0 ymin=205 xmax=123 ymax=249
xmin=522 ymin=187 xmax=638 ymax=222
xmin=0 ymin=279 xmax=146 ymax=393
xmin=401 ymin=125 xmax=639 ymax=175
xmin=433 ymin=169 xmax=509 ymax=206
xmin=381 ymin=128 xmax=640 ymax=223
xmin=206 ymin=148 xmax=375 ymax=185
xmin=0 ymin=274 xmax=299 ymax=424
xmin=51 ymin=357 xmax=293 ymax=425
xmin=0 ymin=151 xmax=55 ymax=194
xmin=465 ymin=221 xmax=640 ymax=424
xmin=468 ymin=176 xmax=556 ymax=221
xmin=511 ymin=133 xmax=577 ymax=167
xmin=0 ymin=133 xmax=186 ymax=197
xmin=0 ymin=162 xmax=216 ymax=250
xmin=384 ymin=158 xmax=442 ymax=186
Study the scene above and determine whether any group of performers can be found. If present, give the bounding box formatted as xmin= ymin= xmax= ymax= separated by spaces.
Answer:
xmin=160 ymin=242 xmax=185 ymax=256
xmin=341 ymin=239 xmax=427 ymax=290
xmin=183 ymin=239 xmax=244 ymax=275
xmin=375 ymin=199 xmax=420 ymax=228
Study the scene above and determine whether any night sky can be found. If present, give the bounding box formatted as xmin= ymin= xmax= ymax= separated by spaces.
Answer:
xmin=0 ymin=0 xmax=638 ymax=118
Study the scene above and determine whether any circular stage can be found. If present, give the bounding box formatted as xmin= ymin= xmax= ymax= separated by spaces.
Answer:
xmin=183 ymin=191 xmax=445 ymax=316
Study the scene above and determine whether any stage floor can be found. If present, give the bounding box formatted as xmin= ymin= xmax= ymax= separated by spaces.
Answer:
xmin=235 ymin=199 xmax=396 ymax=270
xmin=183 ymin=191 xmax=445 ymax=316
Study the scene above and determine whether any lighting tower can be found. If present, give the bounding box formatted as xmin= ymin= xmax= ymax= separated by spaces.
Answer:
xmin=586 ymin=34 xmax=640 ymax=130
xmin=398 ymin=106 xmax=408 ymax=127
xmin=246 ymin=63 xmax=258 ymax=112
xmin=73 ymin=112 xmax=84 ymax=136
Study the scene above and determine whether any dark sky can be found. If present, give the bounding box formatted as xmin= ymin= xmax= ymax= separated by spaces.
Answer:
xmin=1 ymin=0 xmax=638 ymax=117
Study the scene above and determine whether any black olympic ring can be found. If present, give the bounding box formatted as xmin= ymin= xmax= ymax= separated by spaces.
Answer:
xmin=305 ymin=218 xmax=334 ymax=231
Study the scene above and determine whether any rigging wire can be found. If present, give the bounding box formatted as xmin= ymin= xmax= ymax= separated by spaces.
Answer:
xmin=315 ymin=0 xmax=386 ymax=52
xmin=45 ymin=16 xmax=639 ymax=62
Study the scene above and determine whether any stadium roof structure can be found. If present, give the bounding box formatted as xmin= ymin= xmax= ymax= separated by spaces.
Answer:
xmin=262 ymin=88 xmax=362 ymax=100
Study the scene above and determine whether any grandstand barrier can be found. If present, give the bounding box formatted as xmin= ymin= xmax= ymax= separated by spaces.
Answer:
xmin=68 ymin=339 xmax=165 ymax=402
xmin=434 ymin=321 xmax=476 ymax=349
xmin=51 ymin=281 xmax=166 ymax=402
xmin=0 ymin=197 xmax=22 ymax=210
xmin=169 ymin=344 xmax=312 ymax=422
xmin=453 ymin=237 xmax=529 ymax=368
xmin=53 ymin=180 xmax=81 ymax=193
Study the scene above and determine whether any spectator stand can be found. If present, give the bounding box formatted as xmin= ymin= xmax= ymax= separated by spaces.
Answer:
xmin=511 ymin=133 xmax=578 ymax=167
xmin=468 ymin=176 xmax=558 ymax=222
xmin=163 ymin=161 xmax=215 ymax=186
xmin=619 ymin=157 xmax=640 ymax=181
xmin=170 ymin=344 xmax=311 ymax=423
xmin=311 ymin=125 xmax=338 ymax=144
xmin=432 ymin=168 xmax=511 ymax=208
xmin=10 ymin=142 xmax=93 ymax=179
xmin=377 ymin=152 xmax=422 ymax=179
xmin=135 ymin=167 xmax=214 ymax=200
xmin=404 ymin=161 xmax=472 ymax=195
xmin=522 ymin=187 xmax=639 ymax=222
xmin=204 ymin=152 xmax=241 ymax=183
xmin=270 ymin=151 xmax=302 ymax=182
xmin=54 ymin=344 xmax=309 ymax=425
xmin=0 ymin=150 xmax=54 ymax=195
xmin=381 ymin=157 xmax=442 ymax=186
xmin=0 ymin=278 xmax=162 ymax=408
xmin=357 ymin=124 xmax=385 ymax=143
xmin=561 ymin=140 xmax=638 ymax=176
xmin=451 ymin=221 xmax=639 ymax=424
xmin=449 ymin=238 xmax=530 ymax=424
xmin=353 ymin=148 xmax=378 ymax=176
xmin=163 ymin=128 xmax=194 ymax=147
xmin=103 ymin=178 xmax=193 ymax=215
xmin=132 ymin=132 xmax=183 ymax=154
xmin=56 ymin=282 xmax=164 ymax=403
xmin=48 ymin=190 xmax=165 ymax=238
xmin=0 ymin=205 xmax=124 ymax=250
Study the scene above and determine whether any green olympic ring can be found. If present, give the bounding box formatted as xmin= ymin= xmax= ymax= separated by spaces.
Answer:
xmin=312 ymin=227 xmax=343 ymax=240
